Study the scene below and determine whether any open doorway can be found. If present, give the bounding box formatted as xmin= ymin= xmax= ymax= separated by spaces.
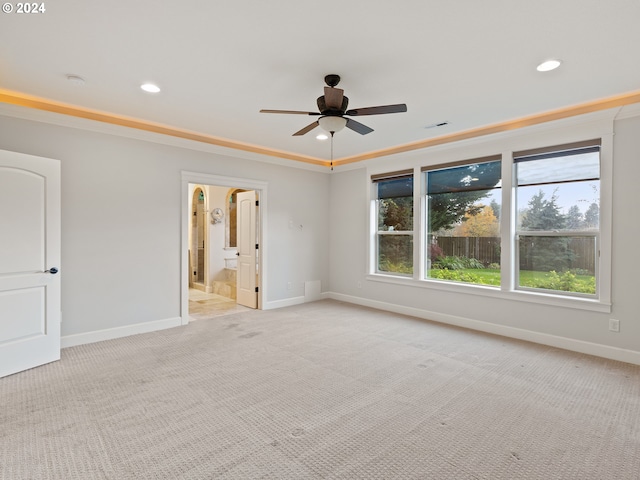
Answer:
xmin=181 ymin=172 xmax=267 ymax=324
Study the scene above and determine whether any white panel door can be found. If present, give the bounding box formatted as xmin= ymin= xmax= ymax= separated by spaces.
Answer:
xmin=236 ymin=190 xmax=257 ymax=308
xmin=0 ymin=150 xmax=61 ymax=378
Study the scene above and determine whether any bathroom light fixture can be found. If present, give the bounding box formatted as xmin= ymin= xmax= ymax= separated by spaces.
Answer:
xmin=536 ymin=60 xmax=562 ymax=72
xmin=140 ymin=83 xmax=161 ymax=93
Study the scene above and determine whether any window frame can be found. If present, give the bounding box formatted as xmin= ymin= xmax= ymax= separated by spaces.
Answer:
xmin=372 ymin=170 xmax=414 ymax=277
xmin=422 ymin=155 xmax=502 ymax=287
xmin=513 ymin=141 xmax=601 ymax=298
xmin=366 ymin=128 xmax=613 ymax=314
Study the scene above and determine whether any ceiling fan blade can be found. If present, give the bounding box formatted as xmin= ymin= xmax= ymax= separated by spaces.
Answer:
xmin=292 ymin=121 xmax=319 ymax=136
xmin=345 ymin=118 xmax=374 ymax=135
xmin=345 ymin=104 xmax=407 ymax=116
xmin=324 ymin=87 xmax=344 ymax=110
xmin=260 ymin=109 xmax=320 ymax=115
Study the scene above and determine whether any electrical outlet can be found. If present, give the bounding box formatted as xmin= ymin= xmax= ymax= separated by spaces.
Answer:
xmin=609 ymin=318 xmax=620 ymax=333
xmin=287 ymin=282 xmax=293 ymax=291
xmin=356 ymin=281 xmax=362 ymax=288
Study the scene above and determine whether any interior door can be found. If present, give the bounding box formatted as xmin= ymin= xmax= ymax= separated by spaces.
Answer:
xmin=0 ymin=150 xmax=61 ymax=378
xmin=236 ymin=190 xmax=257 ymax=308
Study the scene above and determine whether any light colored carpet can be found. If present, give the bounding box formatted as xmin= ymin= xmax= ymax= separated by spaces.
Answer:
xmin=1 ymin=300 xmax=639 ymax=479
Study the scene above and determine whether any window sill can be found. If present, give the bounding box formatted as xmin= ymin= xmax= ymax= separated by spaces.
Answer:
xmin=365 ymin=273 xmax=611 ymax=313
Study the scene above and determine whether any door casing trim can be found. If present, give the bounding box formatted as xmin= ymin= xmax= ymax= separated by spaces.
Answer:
xmin=181 ymin=171 xmax=267 ymax=324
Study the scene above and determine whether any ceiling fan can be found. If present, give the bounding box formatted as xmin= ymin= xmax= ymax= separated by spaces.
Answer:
xmin=260 ymin=74 xmax=407 ymax=136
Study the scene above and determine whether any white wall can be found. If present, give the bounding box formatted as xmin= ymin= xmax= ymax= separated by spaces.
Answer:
xmin=0 ymin=111 xmax=330 ymax=341
xmin=2 ymin=104 xmax=638 ymax=363
xmin=206 ymin=185 xmax=237 ymax=283
xmin=329 ymin=110 xmax=640 ymax=364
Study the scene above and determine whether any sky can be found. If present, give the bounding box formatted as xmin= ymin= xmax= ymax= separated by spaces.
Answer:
xmin=478 ymin=180 xmax=598 ymax=217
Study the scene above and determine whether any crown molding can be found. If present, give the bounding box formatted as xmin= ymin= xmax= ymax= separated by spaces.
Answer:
xmin=333 ymin=90 xmax=640 ymax=167
xmin=2 ymin=88 xmax=639 ymax=170
xmin=0 ymin=89 xmax=330 ymax=169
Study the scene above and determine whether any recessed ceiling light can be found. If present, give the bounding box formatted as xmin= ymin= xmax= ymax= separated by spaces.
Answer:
xmin=536 ymin=60 xmax=562 ymax=72
xmin=140 ymin=83 xmax=161 ymax=93
xmin=316 ymin=133 xmax=329 ymax=140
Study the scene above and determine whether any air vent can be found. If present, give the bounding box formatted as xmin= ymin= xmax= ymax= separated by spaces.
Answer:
xmin=425 ymin=121 xmax=450 ymax=129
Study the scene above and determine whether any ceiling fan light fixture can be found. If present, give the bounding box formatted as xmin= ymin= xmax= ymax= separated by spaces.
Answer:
xmin=318 ymin=116 xmax=347 ymax=133
xmin=316 ymin=133 xmax=329 ymax=140
xmin=260 ymin=75 xmax=406 ymax=137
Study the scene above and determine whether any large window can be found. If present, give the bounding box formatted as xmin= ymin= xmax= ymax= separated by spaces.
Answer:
xmin=515 ymin=141 xmax=600 ymax=296
xmin=373 ymin=171 xmax=413 ymax=275
xmin=424 ymin=157 xmax=502 ymax=286
xmin=369 ymin=136 xmax=608 ymax=307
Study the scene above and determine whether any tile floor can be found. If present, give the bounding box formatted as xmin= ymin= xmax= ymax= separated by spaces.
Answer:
xmin=188 ymin=288 xmax=250 ymax=320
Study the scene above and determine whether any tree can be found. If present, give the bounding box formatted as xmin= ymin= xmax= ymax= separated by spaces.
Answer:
xmin=520 ymin=190 xmax=566 ymax=230
xmin=378 ymin=197 xmax=413 ymax=231
xmin=566 ymin=205 xmax=583 ymax=230
xmin=489 ymin=199 xmax=501 ymax=221
xmin=428 ymin=161 xmax=501 ymax=232
xmin=584 ymin=202 xmax=599 ymax=229
xmin=378 ymin=196 xmax=413 ymax=273
xmin=453 ymin=205 xmax=499 ymax=237
xmin=519 ymin=189 xmax=574 ymax=272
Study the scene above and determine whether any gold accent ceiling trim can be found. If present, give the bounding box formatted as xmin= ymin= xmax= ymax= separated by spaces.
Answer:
xmin=2 ymin=88 xmax=640 ymax=169
xmin=333 ymin=90 xmax=640 ymax=167
xmin=0 ymin=89 xmax=329 ymax=167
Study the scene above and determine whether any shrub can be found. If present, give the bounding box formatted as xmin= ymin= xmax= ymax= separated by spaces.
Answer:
xmin=461 ymin=257 xmax=484 ymax=269
xmin=433 ymin=255 xmax=465 ymax=270
xmin=569 ymin=268 xmax=591 ymax=276
xmin=378 ymin=258 xmax=413 ymax=274
xmin=428 ymin=243 xmax=444 ymax=260
xmin=430 ymin=269 xmax=482 ymax=283
xmin=433 ymin=255 xmax=484 ymax=270
xmin=522 ymin=270 xmax=595 ymax=294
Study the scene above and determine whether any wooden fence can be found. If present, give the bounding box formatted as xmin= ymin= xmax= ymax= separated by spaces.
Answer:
xmin=518 ymin=236 xmax=596 ymax=273
xmin=432 ymin=236 xmax=596 ymax=273
xmin=434 ymin=236 xmax=501 ymax=266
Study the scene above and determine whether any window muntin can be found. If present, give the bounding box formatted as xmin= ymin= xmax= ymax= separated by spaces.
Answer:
xmin=424 ymin=158 xmax=502 ymax=286
xmin=515 ymin=144 xmax=600 ymax=296
xmin=374 ymin=174 xmax=413 ymax=275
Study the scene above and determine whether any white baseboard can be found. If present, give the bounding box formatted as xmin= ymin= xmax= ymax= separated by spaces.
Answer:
xmin=61 ymin=316 xmax=183 ymax=348
xmin=263 ymin=296 xmax=305 ymax=310
xmin=328 ymin=292 xmax=640 ymax=366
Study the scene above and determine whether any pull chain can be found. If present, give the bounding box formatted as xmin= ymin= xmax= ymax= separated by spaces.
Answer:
xmin=330 ymin=131 xmax=334 ymax=171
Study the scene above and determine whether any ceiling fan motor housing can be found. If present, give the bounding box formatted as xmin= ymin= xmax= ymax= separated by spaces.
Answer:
xmin=317 ymin=95 xmax=349 ymax=115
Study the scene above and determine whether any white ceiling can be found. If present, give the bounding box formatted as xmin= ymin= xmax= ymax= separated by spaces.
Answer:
xmin=2 ymin=0 xmax=639 ymax=162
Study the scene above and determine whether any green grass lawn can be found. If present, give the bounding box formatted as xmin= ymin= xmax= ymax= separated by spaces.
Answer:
xmin=428 ymin=268 xmax=596 ymax=294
